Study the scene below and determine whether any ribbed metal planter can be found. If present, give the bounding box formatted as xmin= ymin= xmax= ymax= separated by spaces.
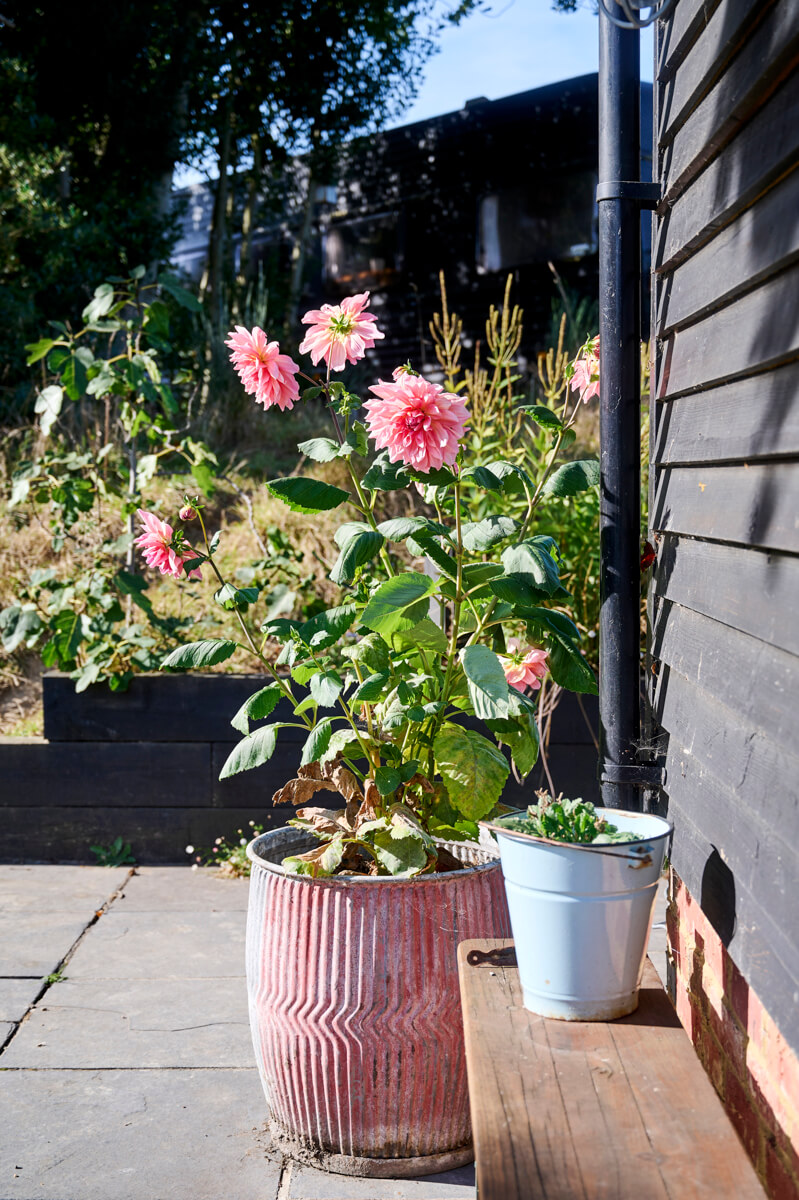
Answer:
xmin=246 ymin=826 xmax=510 ymax=1177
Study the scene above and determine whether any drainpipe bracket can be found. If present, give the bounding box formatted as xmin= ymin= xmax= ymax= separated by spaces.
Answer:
xmin=599 ymin=759 xmax=665 ymax=787
xmin=596 ymin=180 xmax=662 ymax=208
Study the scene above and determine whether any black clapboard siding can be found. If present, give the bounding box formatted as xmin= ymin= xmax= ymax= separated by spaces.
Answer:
xmin=652 ymin=461 xmax=799 ymax=553
xmin=0 ymin=805 xmax=300 ymax=865
xmin=653 ymin=364 xmax=799 ymax=464
xmin=656 ymin=0 xmax=724 ymax=83
xmin=654 ymin=664 xmax=799 ymax=843
xmin=655 ymin=70 xmax=799 ymax=270
xmin=664 ymin=794 xmax=799 ymax=1055
xmin=658 ymin=0 xmax=771 ymax=146
xmin=655 ymin=267 xmax=799 ymax=399
xmin=656 ymin=170 xmax=799 ymax=335
xmin=651 ymin=601 xmax=799 ymax=749
xmin=662 ymin=3 xmax=799 ymax=200
xmin=653 ymin=535 xmax=799 ymax=658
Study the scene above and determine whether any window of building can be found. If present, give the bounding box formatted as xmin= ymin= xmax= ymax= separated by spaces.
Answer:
xmin=476 ymin=172 xmax=598 ymax=273
xmin=323 ymin=211 xmax=403 ymax=286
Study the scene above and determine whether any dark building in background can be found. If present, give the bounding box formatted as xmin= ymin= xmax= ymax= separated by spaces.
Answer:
xmin=173 ymin=73 xmax=652 ymax=370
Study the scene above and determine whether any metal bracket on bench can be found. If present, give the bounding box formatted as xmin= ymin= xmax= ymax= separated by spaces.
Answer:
xmin=599 ymin=759 xmax=665 ymax=787
xmin=466 ymin=946 xmax=517 ymax=969
xmin=596 ymin=180 xmax=662 ymax=208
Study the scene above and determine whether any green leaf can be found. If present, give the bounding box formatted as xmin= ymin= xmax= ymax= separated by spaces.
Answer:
xmin=330 ymin=529 xmax=385 ymax=586
xmin=521 ymin=606 xmax=582 ymax=645
xmin=51 ymin=609 xmax=83 ymax=662
xmin=297 ymin=604 xmax=358 ymax=650
xmin=1 ymin=606 xmax=43 ymax=653
xmin=61 ymin=348 xmax=92 ymax=400
xmin=461 ymin=516 xmax=519 ymax=553
xmin=191 ymin=461 xmax=215 ymax=496
xmin=214 ymin=583 xmax=259 ymax=611
xmin=519 ymin=404 xmax=563 ymax=431
xmin=542 ymin=459 xmax=600 ymax=498
xmin=266 ymin=477 xmax=350 ymax=514
xmin=284 ymin=835 xmax=346 ymax=878
xmin=433 ymin=725 xmax=510 ymax=821
xmin=341 ymin=421 xmax=369 ymax=457
xmin=159 ymin=273 xmax=202 ymax=312
xmin=406 ymin=532 xmax=458 ymax=579
xmin=501 ymin=537 xmax=563 ymax=596
xmin=460 ymin=465 xmax=504 ymax=492
xmin=25 ymin=338 xmax=56 ymax=365
xmin=300 ymin=717 xmax=335 ymax=766
xmin=482 ymin=460 xmax=531 ymax=494
xmin=377 ymin=517 xmax=449 ymax=541
xmin=82 ymin=282 xmax=115 ymax=323
xmin=371 ymin=830 xmax=428 ymax=876
xmin=219 ymin=724 xmax=282 ymax=779
xmin=375 ymin=766 xmax=402 ymax=796
xmin=391 ymin=617 xmax=447 ymax=655
xmin=34 ymin=386 xmax=63 ymax=437
xmin=361 ymin=451 xmax=410 ymax=491
xmin=342 ymin=631 xmax=390 ymax=673
xmin=460 ymin=644 xmax=510 ymax=720
xmin=161 ymin=639 xmax=237 ymax=670
xmin=310 ymin=670 xmax=344 ymax=708
xmin=547 ymin=637 xmax=598 ymax=695
xmin=488 ymin=693 xmax=540 ymax=778
xmin=230 ymin=685 xmax=282 ymax=736
xmin=350 ymin=671 xmax=390 ymax=703
xmin=297 ymin=436 xmax=340 ymax=462
xmin=302 ymin=385 xmax=324 ymax=402
xmin=361 ymin=572 xmax=435 ymax=637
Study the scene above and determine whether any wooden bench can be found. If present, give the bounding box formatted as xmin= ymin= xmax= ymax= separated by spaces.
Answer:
xmin=458 ymin=939 xmax=766 ymax=1199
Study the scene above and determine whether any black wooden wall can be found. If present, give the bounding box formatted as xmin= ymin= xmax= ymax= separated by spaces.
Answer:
xmin=649 ymin=0 xmax=799 ymax=1055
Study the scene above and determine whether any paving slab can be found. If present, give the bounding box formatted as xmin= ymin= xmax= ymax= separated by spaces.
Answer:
xmin=115 ymin=866 xmax=249 ymax=912
xmin=0 ymin=1067 xmax=276 ymax=1200
xmin=0 ymin=1021 xmax=14 ymax=1045
xmin=0 ymin=978 xmax=43 ymax=1022
xmin=0 ymin=913 xmax=91 ymax=977
xmin=64 ymin=910 xmax=247 ymax=980
xmin=0 ymin=864 xmax=130 ymax=913
xmin=3 ymin=977 xmax=252 ymax=1068
xmin=286 ymin=1161 xmax=476 ymax=1199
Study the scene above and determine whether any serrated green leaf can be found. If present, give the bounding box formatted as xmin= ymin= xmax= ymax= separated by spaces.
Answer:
xmin=330 ymin=529 xmax=385 ymax=586
xmin=371 ymin=830 xmax=427 ymax=876
xmin=461 ymin=516 xmax=518 ymax=552
xmin=377 ymin=516 xmax=450 ymax=541
xmin=161 ymin=639 xmax=237 ymax=670
xmin=519 ymin=404 xmax=563 ymax=431
xmin=391 ymin=617 xmax=448 ymax=655
xmin=433 ymin=725 xmax=510 ymax=821
xmin=82 ymin=282 xmax=115 ymax=323
xmin=375 ymin=766 xmax=402 ymax=796
xmin=284 ymin=835 xmax=345 ymax=878
xmin=488 ymin=693 xmax=540 ymax=778
xmin=302 ymin=385 xmax=324 ymax=402
xmin=25 ymin=338 xmax=56 ymax=365
xmin=460 ymin=465 xmax=504 ymax=492
xmin=342 ymin=631 xmax=390 ymax=673
xmin=500 ymin=537 xmax=563 ymax=596
xmin=361 ymin=451 xmax=410 ymax=491
xmin=361 ymin=572 xmax=435 ymax=636
xmin=310 ymin=670 xmax=344 ymax=708
xmin=230 ymin=685 xmax=282 ymax=736
xmin=546 ymin=637 xmax=598 ymax=695
xmin=542 ymin=459 xmax=600 ymax=498
xmin=341 ymin=421 xmax=369 ymax=457
xmin=219 ymin=724 xmax=282 ymax=778
xmin=266 ymin=476 xmax=350 ymax=514
xmin=297 ymin=436 xmax=340 ymax=462
xmin=460 ymin=644 xmax=510 ymax=719
xmin=300 ymin=717 xmax=334 ymax=766
xmin=350 ymin=671 xmax=390 ymax=703
xmin=297 ymin=604 xmax=357 ymax=650
xmin=159 ymin=273 xmax=202 ymax=312
xmin=406 ymin=533 xmax=457 ymax=579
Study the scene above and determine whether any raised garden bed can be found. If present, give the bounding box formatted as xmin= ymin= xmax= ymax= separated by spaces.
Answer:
xmin=1 ymin=672 xmax=599 ymax=864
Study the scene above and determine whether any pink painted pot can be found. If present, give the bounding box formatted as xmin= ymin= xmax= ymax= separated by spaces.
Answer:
xmin=246 ymin=825 xmax=510 ymax=1177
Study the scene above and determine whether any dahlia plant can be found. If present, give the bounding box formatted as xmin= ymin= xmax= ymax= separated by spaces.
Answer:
xmin=141 ymin=292 xmax=600 ymax=878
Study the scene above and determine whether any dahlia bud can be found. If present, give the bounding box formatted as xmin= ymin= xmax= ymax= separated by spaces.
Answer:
xmin=179 ymin=505 xmax=196 ymax=522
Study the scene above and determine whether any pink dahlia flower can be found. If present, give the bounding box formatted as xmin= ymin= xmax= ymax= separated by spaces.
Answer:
xmin=363 ymin=373 xmax=468 ymax=473
xmin=225 ymin=326 xmax=300 ymax=411
xmin=499 ymin=641 xmax=549 ymax=693
xmin=570 ymin=335 xmax=600 ymax=404
xmin=134 ymin=510 xmax=203 ymax=581
xmin=299 ymin=291 xmax=384 ymax=372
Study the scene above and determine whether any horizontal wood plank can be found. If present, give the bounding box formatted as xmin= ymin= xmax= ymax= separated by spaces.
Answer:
xmin=658 ymin=0 xmax=772 ymax=147
xmin=653 ymin=534 xmax=799 ymax=657
xmin=0 ymin=805 xmax=299 ymax=866
xmin=0 ymin=740 xmax=210 ymax=808
xmin=656 ymin=0 xmax=723 ymax=83
xmin=655 ymin=266 xmax=799 ymax=398
xmin=657 ymin=172 xmax=799 ymax=334
xmin=654 ymin=70 xmax=799 ymax=272
xmin=652 ymin=461 xmax=799 ymax=554
xmin=661 ymin=4 xmax=799 ymax=200
xmin=652 ymin=362 xmax=799 ymax=463
xmin=651 ymin=600 xmax=799 ymax=748
xmin=663 ymin=789 xmax=799 ymax=1057
xmin=458 ymin=941 xmax=766 ymax=1200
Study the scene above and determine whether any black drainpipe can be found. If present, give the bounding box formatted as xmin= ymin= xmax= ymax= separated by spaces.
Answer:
xmin=596 ymin=1 xmax=661 ymax=810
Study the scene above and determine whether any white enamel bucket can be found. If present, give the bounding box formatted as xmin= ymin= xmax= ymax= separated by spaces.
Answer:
xmin=486 ymin=808 xmax=672 ymax=1020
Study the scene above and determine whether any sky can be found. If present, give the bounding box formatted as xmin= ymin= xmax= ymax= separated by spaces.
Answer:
xmin=173 ymin=1 xmax=654 ymax=187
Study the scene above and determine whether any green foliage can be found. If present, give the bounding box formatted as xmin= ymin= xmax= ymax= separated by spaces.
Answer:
xmin=495 ymin=795 xmax=639 ymax=845
xmin=89 ymin=836 xmax=136 ymax=866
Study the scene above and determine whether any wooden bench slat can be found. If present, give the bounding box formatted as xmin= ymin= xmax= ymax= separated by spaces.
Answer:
xmin=458 ymin=939 xmax=766 ymax=1200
